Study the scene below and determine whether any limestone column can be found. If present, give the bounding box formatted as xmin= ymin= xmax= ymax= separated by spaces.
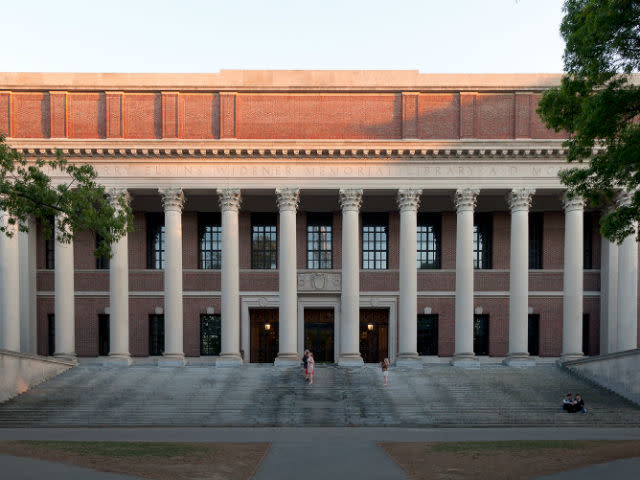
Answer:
xmin=397 ymin=188 xmax=422 ymax=365
xmin=217 ymin=188 xmax=243 ymax=366
xmin=600 ymin=210 xmax=618 ymax=354
xmin=275 ymin=187 xmax=300 ymax=365
xmin=506 ymin=188 xmax=535 ymax=365
xmin=19 ymin=216 xmax=38 ymax=354
xmin=452 ymin=188 xmax=478 ymax=365
xmin=0 ymin=202 xmax=20 ymax=351
xmin=338 ymin=188 xmax=364 ymax=365
xmin=562 ymin=195 xmax=584 ymax=360
xmin=105 ymin=188 xmax=132 ymax=365
xmin=159 ymin=188 xmax=185 ymax=366
xmin=616 ymin=192 xmax=638 ymax=351
xmin=54 ymin=214 xmax=76 ymax=359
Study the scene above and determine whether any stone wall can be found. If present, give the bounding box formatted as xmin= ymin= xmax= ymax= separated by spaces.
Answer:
xmin=563 ymin=349 xmax=640 ymax=406
xmin=0 ymin=350 xmax=74 ymax=403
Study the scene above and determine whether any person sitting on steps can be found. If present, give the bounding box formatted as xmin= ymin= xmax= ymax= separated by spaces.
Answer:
xmin=562 ymin=393 xmax=573 ymax=411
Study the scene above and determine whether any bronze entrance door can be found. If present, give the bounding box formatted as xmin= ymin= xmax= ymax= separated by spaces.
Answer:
xmin=304 ymin=309 xmax=334 ymax=363
xmin=359 ymin=309 xmax=389 ymax=363
xmin=250 ymin=309 xmax=279 ymax=363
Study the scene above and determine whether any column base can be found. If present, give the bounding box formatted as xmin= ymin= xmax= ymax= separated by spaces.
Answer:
xmin=102 ymin=354 xmax=132 ymax=366
xmin=216 ymin=353 xmax=244 ymax=367
xmin=54 ymin=353 xmax=78 ymax=363
xmin=503 ymin=353 xmax=535 ymax=367
xmin=450 ymin=353 xmax=479 ymax=367
xmin=158 ymin=353 xmax=186 ymax=367
xmin=559 ymin=353 xmax=584 ymax=364
xmin=274 ymin=353 xmax=300 ymax=367
xmin=338 ymin=353 xmax=364 ymax=367
xmin=395 ymin=353 xmax=422 ymax=368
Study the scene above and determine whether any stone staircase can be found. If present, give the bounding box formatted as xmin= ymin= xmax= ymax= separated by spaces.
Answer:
xmin=0 ymin=363 xmax=638 ymax=427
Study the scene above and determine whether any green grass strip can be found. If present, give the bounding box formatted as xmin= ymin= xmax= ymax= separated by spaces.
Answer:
xmin=13 ymin=441 xmax=214 ymax=458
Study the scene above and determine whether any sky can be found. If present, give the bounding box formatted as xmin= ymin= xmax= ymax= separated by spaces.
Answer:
xmin=2 ymin=0 xmax=567 ymax=73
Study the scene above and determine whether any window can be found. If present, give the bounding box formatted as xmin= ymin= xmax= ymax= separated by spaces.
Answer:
xmin=417 ymin=213 xmax=441 ymax=269
xmin=473 ymin=213 xmax=492 ymax=270
xmin=47 ymin=314 xmax=55 ymax=356
xmin=252 ymin=213 xmax=277 ymax=269
xmin=146 ymin=213 xmax=165 ymax=270
xmin=362 ymin=213 xmax=388 ymax=270
xmin=98 ymin=314 xmax=110 ymax=356
xmin=529 ymin=212 xmax=543 ymax=270
xmin=583 ymin=212 xmax=593 ymax=270
xmin=44 ymin=217 xmax=55 ymax=270
xmin=307 ymin=213 xmax=333 ymax=269
xmin=198 ymin=213 xmax=222 ymax=269
xmin=528 ymin=314 xmax=540 ymax=356
xmin=96 ymin=233 xmax=110 ymax=270
xmin=473 ymin=314 xmax=490 ymax=355
xmin=149 ymin=314 xmax=164 ymax=356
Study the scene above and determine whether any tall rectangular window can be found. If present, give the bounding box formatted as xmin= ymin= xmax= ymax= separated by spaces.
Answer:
xmin=198 ymin=213 xmax=222 ymax=270
xmin=529 ymin=212 xmax=543 ymax=270
xmin=44 ymin=216 xmax=55 ymax=270
xmin=473 ymin=213 xmax=493 ymax=270
xmin=584 ymin=212 xmax=593 ymax=270
xmin=252 ymin=213 xmax=277 ymax=269
xmin=307 ymin=213 xmax=333 ymax=269
xmin=362 ymin=213 xmax=388 ymax=270
xmin=417 ymin=213 xmax=441 ymax=269
xmin=96 ymin=233 xmax=110 ymax=270
xmin=146 ymin=213 xmax=165 ymax=270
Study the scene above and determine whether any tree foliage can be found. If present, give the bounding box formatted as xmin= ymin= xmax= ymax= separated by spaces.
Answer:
xmin=537 ymin=0 xmax=640 ymax=243
xmin=0 ymin=134 xmax=132 ymax=257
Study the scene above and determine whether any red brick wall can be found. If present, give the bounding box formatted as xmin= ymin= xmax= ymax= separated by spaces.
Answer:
xmin=492 ymin=212 xmax=510 ymax=269
xmin=123 ymin=93 xmax=161 ymax=139
xmin=543 ymin=212 xmax=564 ymax=269
xmin=12 ymin=92 xmax=49 ymax=138
xmin=476 ymin=94 xmax=514 ymax=139
xmin=417 ymin=297 xmax=455 ymax=356
xmin=68 ymin=93 xmax=105 ymax=138
xmin=418 ymin=94 xmax=459 ymax=139
xmin=236 ymin=94 xmax=403 ymax=139
xmin=179 ymin=93 xmax=220 ymax=139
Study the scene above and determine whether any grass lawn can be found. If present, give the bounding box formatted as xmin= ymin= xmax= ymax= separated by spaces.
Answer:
xmin=381 ymin=440 xmax=640 ymax=480
xmin=0 ymin=440 xmax=269 ymax=480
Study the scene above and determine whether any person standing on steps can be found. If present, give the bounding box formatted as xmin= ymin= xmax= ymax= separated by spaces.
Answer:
xmin=307 ymin=352 xmax=315 ymax=385
xmin=302 ymin=349 xmax=310 ymax=382
xmin=381 ymin=358 xmax=389 ymax=386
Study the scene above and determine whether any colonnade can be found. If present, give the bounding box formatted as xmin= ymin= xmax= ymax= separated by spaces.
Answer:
xmin=0 ymin=187 xmax=638 ymax=365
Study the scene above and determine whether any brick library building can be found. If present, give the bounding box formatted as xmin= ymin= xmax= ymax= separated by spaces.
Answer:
xmin=0 ymin=71 xmax=638 ymax=366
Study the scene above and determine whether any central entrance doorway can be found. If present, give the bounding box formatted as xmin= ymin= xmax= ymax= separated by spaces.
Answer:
xmin=250 ymin=309 xmax=279 ymax=363
xmin=304 ymin=309 xmax=334 ymax=363
xmin=359 ymin=309 xmax=389 ymax=363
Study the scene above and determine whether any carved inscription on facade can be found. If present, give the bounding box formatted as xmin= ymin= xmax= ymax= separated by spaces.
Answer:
xmin=297 ymin=272 xmax=341 ymax=292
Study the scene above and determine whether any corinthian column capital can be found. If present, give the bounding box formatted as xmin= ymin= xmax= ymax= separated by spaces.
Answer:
xmin=339 ymin=188 xmax=363 ymax=212
xmin=159 ymin=187 xmax=185 ymax=212
xmin=275 ymin=187 xmax=300 ymax=212
xmin=616 ymin=190 xmax=633 ymax=207
xmin=397 ymin=189 xmax=423 ymax=212
xmin=107 ymin=187 xmax=131 ymax=210
xmin=217 ymin=188 xmax=242 ymax=212
xmin=507 ymin=188 xmax=535 ymax=212
xmin=454 ymin=188 xmax=479 ymax=211
xmin=562 ymin=193 xmax=584 ymax=212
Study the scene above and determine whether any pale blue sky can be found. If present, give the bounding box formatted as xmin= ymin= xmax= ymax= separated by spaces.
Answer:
xmin=2 ymin=0 xmax=566 ymax=73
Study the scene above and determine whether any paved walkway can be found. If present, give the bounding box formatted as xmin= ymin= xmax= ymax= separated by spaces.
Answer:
xmin=1 ymin=427 xmax=639 ymax=479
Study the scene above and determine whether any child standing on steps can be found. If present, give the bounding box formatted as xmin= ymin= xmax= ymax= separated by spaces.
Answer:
xmin=307 ymin=352 xmax=315 ymax=385
xmin=381 ymin=358 xmax=389 ymax=386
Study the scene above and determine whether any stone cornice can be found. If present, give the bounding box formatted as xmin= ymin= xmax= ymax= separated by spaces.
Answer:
xmin=7 ymin=139 xmax=570 ymax=160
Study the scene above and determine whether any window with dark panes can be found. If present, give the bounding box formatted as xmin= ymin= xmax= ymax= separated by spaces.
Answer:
xmin=307 ymin=213 xmax=333 ymax=269
xmin=583 ymin=212 xmax=593 ymax=270
xmin=198 ymin=213 xmax=222 ymax=269
xmin=362 ymin=213 xmax=388 ymax=270
xmin=200 ymin=314 xmax=221 ymax=356
xmin=96 ymin=233 xmax=110 ymax=270
xmin=417 ymin=213 xmax=441 ymax=269
xmin=252 ymin=213 xmax=277 ymax=269
xmin=473 ymin=213 xmax=493 ymax=269
xmin=44 ymin=216 xmax=55 ymax=270
xmin=146 ymin=213 xmax=165 ymax=270
xmin=529 ymin=212 xmax=543 ymax=270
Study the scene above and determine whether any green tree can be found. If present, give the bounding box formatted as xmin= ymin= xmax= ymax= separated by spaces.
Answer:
xmin=0 ymin=134 xmax=132 ymax=257
xmin=537 ymin=0 xmax=640 ymax=243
